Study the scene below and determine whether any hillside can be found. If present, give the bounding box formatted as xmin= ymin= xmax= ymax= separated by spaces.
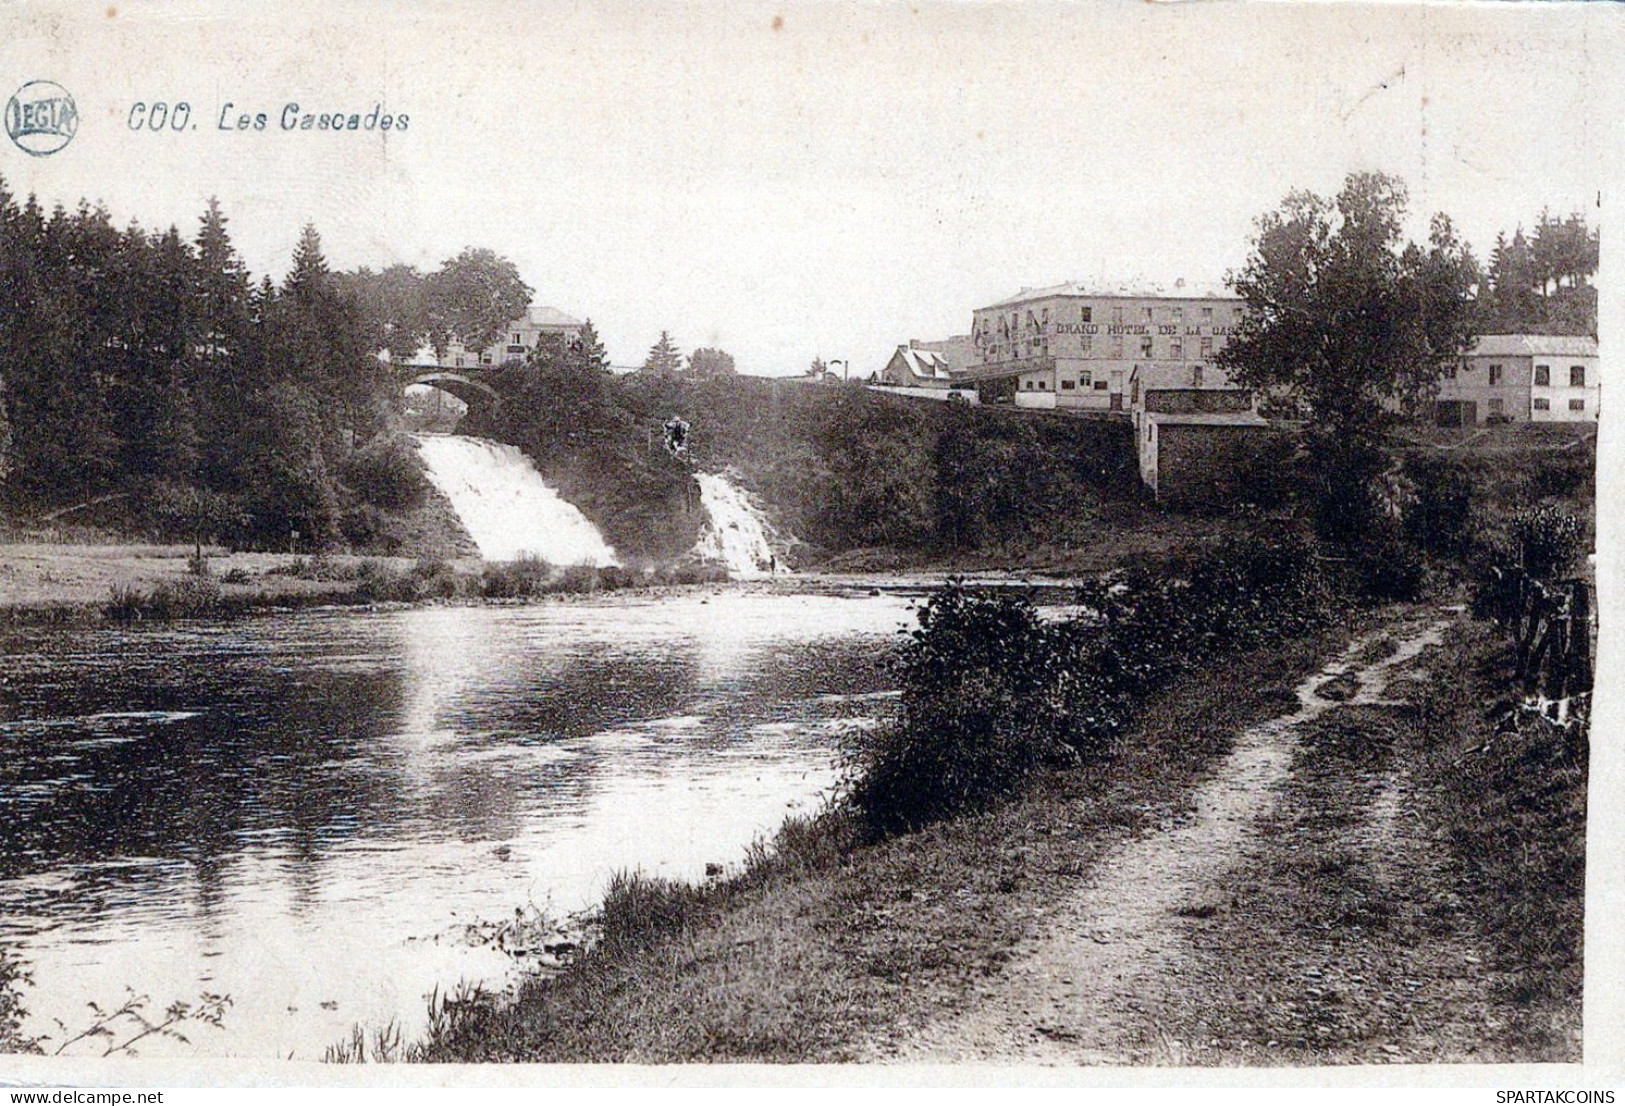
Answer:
xmin=469 ymin=372 xmax=1145 ymax=568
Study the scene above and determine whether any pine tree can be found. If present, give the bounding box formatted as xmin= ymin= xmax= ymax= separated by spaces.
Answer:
xmin=643 ymin=330 xmax=683 ymax=375
xmin=576 ymin=318 xmax=610 ymax=371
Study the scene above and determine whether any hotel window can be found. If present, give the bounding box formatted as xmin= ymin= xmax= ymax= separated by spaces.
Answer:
xmin=1172 ymin=307 xmax=1183 ymax=323
xmin=1488 ymin=398 xmax=1504 ymax=416
xmin=1487 ymin=364 xmax=1503 ymax=386
xmin=1200 ymin=337 xmax=1213 ymax=356
xmin=1023 ymin=380 xmax=1033 ymax=390
xmin=1112 ymin=306 xmax=1124 ymax=324
xmin=1171 ymin=341 xmax=1183 ymax=360
xmin=1111 ymin=337 xmax=1124 ymax=357
xmin=1061 ymin=379 xmax=1076 ymax=391
xmin=1041 ymin=309 xmax=1049 ymax=324
xmin=1144 ymin=307 xmax=1155 ymax=322
xmin=1191 ymin=366 xmax=1204 ymax=387
xmin=1080 ymin=335 xmax=1093 ymax=353
xmin=1571 ymin=365 xmax=1586 ymax=387
xmin=1038 ymin=379 xmax=1047 ymax=390
xmin=481 ymin=353 xmax=493 ymax=365
xmin=1444 ymin=363 xmax=1457 ymax=380
xmin=1535 ymin=364 xmax=1550 ymax=386
xmin=1570 ymin=398 xmax=1586 ymax=411
xmin=1534 ymin=398 xmax=1551 ymax=411
xmin=1140 ymin=336 xmax=1154 ymax=357
xmin=1201 ymin=307 xmax=1213 ymax=322
xmin=1094 ymin=380 xmax=1108 ymax=390
xmin=513 ymin=333 xmax=521 ymax=345
xmin=1080 ymin=371 xmax=1093 ymax=385
xmin=1080 ymin=306 xmax=1092 ymax=323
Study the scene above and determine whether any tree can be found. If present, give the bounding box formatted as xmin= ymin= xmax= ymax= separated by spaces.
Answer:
xmin=336 ymin=263 xmax=427 ymax=362
xmin=576 ymin=318 xmax=610 ymax=372
xmin=808 ymin=357 xmax=828 ymax=378
xmin=642 ymin=331 xmax=683 ymax=375
xmin=1219 ymin=172 xmax=1478 ymax=542
xmin=687 ymin=347 xmax=736 ymax=379
xmin=422 ymin=248 xmax=531 ymax=357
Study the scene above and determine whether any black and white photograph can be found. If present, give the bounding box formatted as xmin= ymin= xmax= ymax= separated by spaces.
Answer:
xmin=0 ymin=0 xmax=1614 ymax=1087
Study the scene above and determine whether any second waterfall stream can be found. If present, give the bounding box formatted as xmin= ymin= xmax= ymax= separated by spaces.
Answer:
xmin=692 ymin=472 xmax=782 ymax=578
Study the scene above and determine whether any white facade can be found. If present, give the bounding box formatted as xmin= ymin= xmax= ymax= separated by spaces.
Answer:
xmin=1433 ymin=335 xmax=1599 ymax=425
xmin=410 ymin=305 xmax=586 ymax=370
xmin=968 ymin=281 xmax=1245 ymax=413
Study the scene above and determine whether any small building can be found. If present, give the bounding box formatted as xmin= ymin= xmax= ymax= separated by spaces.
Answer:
xmin=1138 ymin=411 xmax=1273 ymax=506
xmin=879 ymin=343 xmax=958 ymax=389
xmin=414 ymin=306 xmax=586 ymax=371
xmin=1432 ymin=334 xmax=1598 ymax=425
xmin=1130 ymin=363 xmax=1271 ymax=505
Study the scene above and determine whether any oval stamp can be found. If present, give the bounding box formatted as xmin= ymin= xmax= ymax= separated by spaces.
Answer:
xmin=6 ymin=80 xmax=78 ymax=156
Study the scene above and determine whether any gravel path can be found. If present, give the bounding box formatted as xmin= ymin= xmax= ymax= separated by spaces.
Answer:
xmin=866 ymin=613 xmax=1451 ymax=1064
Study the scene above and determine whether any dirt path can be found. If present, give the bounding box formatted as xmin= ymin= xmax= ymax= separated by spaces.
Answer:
xmin=866 ymin=612 xmax=1454 ymax=1064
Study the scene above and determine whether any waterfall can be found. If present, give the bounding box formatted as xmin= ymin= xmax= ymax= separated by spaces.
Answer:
xmin=414 ymin=435 xmax=619 ymax=565
xmin=693 ymin=472 xmax=781 ymax=578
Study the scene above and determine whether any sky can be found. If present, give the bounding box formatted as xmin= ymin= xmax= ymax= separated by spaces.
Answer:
xmin=0 ymin=0 xmax=1615 ymax=375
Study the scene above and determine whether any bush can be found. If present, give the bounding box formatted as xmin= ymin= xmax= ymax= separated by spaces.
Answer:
xmin=1354 ymin=540 xmax=1426 ymax=603
xmin=844 ymin=532 xmax=1340 ymax=837
xmin=410 ymin=556 xmax=465 ymax=599
xmin=1510 ymin=505 xmax=1586 ymax=578
xmin=482 ymin=554 xmax=553 ymax=598
xmin=103 ymin=576 xmax=224 ymax=621
xmin=342 ymin=435 xmax=429 ymax=512
xmin=341 ymin=504 xmax=409 ymax=554
xmin=1404 ymin=455 xmax=1475 ymax=556
xmin=844 ymin=584 xmax=1079 ymax=834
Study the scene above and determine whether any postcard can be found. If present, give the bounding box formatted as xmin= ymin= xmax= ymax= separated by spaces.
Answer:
xmin=0 ymin=0 xmax=1616 ymax=1091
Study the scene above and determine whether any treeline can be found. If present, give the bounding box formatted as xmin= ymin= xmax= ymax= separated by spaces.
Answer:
xmin=1476 ymin=210 xmax=1598 ymax=336
xmin=476 ymin=346 xmax=1141 ymax=565
xmin=0 ymin=178 xmax=530 ymax=549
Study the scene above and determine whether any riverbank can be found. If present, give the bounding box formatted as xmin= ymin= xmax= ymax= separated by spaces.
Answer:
xmin=0 ymin=538 xmax=1120 ymax=626
xmin=400 ymin=600 xmax=1581 ymax=1064
xmin=0 ymin=542 xmax=747 ymax=625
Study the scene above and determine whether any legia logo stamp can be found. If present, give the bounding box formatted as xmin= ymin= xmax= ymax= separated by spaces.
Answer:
xmin=6 ymin=80 xmax=78 ymax=156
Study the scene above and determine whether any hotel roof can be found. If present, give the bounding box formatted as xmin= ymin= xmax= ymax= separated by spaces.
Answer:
xmin=979 ymin=280 xmax=1238 ymax=310
xmin=1468 ymin=334 xmax=1597 ymax=358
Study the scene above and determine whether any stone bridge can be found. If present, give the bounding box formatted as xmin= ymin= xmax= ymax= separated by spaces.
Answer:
xmin=402 ymin=366 xmax=504 ymax=417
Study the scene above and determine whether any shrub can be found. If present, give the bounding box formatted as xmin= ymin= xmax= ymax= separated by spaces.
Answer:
xmin=844 ymin=584 xmax=1077 ymax=834
xmin=342 ymin=435 xmax=429 ymax=512
xmin=354 ymin=559 xmax=415 ymax=602
xmin=844 ymin=532 xmax=1340 ymax=837
xmin=1510 ymin=505 xmax=1586 ymax=578
xmin=482 ymin=554 xmax=553 ymax=599
xmin=341 ymin=504 xmax=409 ymax=554
xmin=410 ymin=556 xmax=465 ymax=599
xmin=1404 ymin=455 xmax=1475 ymax=556
xmin=1353 ymin=540 xmax=1426 ymax=603
xmin=103 ymin=577 xmax=225 ymax=621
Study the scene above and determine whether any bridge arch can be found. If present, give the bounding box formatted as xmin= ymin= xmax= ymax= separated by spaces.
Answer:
xmin=410 ymin=371 xmax=502 ymax=408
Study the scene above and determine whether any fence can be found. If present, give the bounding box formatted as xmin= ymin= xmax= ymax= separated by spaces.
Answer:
xmin=1486 ymin=565 xmax=1594 ymax=727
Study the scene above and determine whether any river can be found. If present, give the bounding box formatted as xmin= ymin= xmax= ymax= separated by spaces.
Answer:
xmin=0 ymin=588 xmax=918 ymax=1060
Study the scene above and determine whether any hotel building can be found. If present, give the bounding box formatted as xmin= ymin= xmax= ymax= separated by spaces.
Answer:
xmin=964 ymin=281 xmax=1247 ymax=411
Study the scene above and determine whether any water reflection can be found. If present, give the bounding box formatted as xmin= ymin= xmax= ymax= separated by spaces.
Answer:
xmin=0 ymin=590 xmax=913 ymax=1058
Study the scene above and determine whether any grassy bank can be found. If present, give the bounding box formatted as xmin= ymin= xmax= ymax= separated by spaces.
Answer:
xmin=0 ymin=543 xmax=731 ymax=627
